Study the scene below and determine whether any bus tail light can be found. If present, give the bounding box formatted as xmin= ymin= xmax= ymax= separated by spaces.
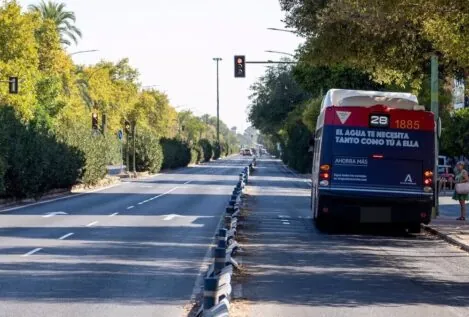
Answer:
xmin=320 ymin=164 xmax=330 ymax=171
xmin=423 ymin=170 xmax=433 ymax=192
xmin=424 ymin=170 xmax=433 ymax=186
xmin=319 ymin=164 xmax=331 ymax=186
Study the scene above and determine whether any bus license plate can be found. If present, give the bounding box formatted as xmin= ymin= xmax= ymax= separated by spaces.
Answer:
xmin=360 ymin=207 xmax=392 ymax=223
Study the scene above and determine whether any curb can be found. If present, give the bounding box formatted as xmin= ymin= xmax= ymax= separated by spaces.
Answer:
xmin=422 ymin=224 xmax=469 ymax=253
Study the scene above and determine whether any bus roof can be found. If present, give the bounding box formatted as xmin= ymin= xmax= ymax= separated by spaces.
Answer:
xmin=322 ymin=89 xmax=422 ymax=110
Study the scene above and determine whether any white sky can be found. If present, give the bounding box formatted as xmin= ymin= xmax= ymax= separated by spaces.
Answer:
xmin=18 ymin=0 xmax=303 ymax=133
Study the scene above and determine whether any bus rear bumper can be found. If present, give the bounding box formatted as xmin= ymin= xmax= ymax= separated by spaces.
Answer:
xmin=317 ymin=189 xmax=433 ymax=225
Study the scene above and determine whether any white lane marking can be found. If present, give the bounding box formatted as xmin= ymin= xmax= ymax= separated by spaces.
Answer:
xmin=126 ymin=206 xmax=135 ymax=210
xmin=23 ymin=248 xmax=43 ymax=257
xmin=163 ymin=214 xmax=178 ymax=221
xmin=184 ymin=181 xmax=192 ymax=185
xmin=278 ymin=215 xmax=291 ymax=219
xmin=86 ymin=221 xmax=98 ymax=227
xmin=147 ymin=186 xmax=180 ymax=202
xmin=110 ymin=212 xmax=119 ymax=217
xmin=0 ymin=183 xmax=122 ymax=213
xmin=42 ymin=211 xmax=68 ymax=218
xmin=59 ymin=232 xmax=74 ymax=240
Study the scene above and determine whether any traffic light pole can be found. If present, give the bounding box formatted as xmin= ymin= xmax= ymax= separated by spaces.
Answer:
xmin=213 ymin=57 xmax=222 ymax=144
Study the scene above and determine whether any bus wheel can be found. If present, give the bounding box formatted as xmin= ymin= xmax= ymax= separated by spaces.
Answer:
xmin=408 ymin=223 xmax=421 ymax=234
xmin=315 ymin=215 xmax=330 ymax=233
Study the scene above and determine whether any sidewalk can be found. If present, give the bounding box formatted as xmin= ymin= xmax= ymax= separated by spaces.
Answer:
xmin=424 ymin=193 xmax=469 ymax=252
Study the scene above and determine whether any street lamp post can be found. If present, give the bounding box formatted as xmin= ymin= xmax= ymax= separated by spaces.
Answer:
xmin=213 ymin=57 xmax=222 ymax=144
xmin=265 ymin=50 xmax=295 ymax=57
xmin=69 ymin=49 xmax=99 ymax=56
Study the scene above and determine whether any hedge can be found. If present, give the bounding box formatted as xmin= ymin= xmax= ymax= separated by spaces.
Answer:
xmin=0 ymin=106 xmax=84 ymax=199
xmin=199 ymin=139 xmax=213 ymax=162
xmin=134 ymin=128 xmax=163 ymax=173
xmin=160 ymin=138 xmax=191 ymax=169
xmin=57 ymin=120 xmax=117 ymax=186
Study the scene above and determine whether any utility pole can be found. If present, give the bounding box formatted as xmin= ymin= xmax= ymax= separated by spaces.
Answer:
xmin=431 ymin=54 xmax=439 ymax=218
xmin=213 ymin=57 xmax=222 ymax=144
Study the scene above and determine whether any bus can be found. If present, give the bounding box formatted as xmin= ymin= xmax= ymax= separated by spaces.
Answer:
xmin=311 ymin=89 xmax=436 ymax=233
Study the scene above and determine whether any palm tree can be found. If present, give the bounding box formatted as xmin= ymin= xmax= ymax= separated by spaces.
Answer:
xmin=29 ymin=0 xmax=82 ymax=46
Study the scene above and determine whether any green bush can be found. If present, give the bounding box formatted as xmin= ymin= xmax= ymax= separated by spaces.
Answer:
xmin=190 ymin=144 xmax=203 ymax=164
xmin=160 ymin=138 xmax=191 ymax=169
xmin=57 ymin=120 xmax=111 ymax=186
xmin=198 ymin=139 xmax=213 ymax=162
xmin=0 ymin=106 xmax=84 ymax=199
xmin=134 ymin=128 xmax=163 ymax=173
xmin=213 ymin=142 xmax=221 ymax=160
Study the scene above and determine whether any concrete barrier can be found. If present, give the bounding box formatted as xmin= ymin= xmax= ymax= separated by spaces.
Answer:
xmin=197 ymin=166 xmax=253 ymax=316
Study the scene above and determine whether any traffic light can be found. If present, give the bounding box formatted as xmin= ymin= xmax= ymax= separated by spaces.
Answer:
xmin=91 ymin=113 xmax=98 ymax=130
xmin=234 ymin=55 xmax=246 ymax=78
xmin=9 ymin=77 xmax=18 ymax=94
xmin=124 ymin=120 xmax=131 ymax=135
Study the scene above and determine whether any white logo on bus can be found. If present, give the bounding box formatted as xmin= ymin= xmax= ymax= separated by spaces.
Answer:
xmin=336 ymin=111 xmax=351 ymax=124
xmin=404 ymin=174 xmax=413 ymax=183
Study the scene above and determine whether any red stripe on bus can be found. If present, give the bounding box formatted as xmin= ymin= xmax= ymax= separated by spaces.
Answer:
xmin=324 ymin=106 xmax=435 ymax=131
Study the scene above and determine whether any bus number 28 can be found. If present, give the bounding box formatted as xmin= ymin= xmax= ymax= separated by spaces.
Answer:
xmin=395 ymin=120 xmax=420 ymax=130
xmin=370 ymin=115 xmax=389 ymax=127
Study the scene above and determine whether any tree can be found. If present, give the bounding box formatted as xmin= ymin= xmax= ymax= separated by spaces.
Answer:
xmin=280 ymin=0 xmax=469 ymax=89
xmin=29 ymin=0 xmax=82 ymax=46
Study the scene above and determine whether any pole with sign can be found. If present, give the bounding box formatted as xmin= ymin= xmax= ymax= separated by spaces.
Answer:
xmin=118 ymin=130 xmax=123 ymax=173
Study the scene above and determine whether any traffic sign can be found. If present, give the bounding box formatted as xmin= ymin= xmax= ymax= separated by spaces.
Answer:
xmin=117 ymin=129 xmax=123 ymax=140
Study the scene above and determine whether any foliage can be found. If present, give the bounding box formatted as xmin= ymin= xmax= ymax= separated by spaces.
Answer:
xmin=440 ymin=108 xmax=469 ymax=158
xmin=0 ymin=106 xmax=83 ymax=199
xmin=160 ymin=138 xmax=191 ymax=170
xmin=190 ymin=145 xmax=203 ymax=165
xmin=280 ymin=0 xmax=469 ymax=90
xmin=213 ymin=143 xmax=221 ymax=160
xmin=56 ymin=120 xmax=114 ymax=186
xmin=134 ymin=128 xmax=163 ymax=173
xmin=0 ymin=1 xmax=239 ymax=198
xmin=29 ymin=0 xmax=82 ymax=46
xmin=198 ymin=139 xmax=213 ymax=162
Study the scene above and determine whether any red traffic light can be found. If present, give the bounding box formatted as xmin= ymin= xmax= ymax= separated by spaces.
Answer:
xmin=234 ymin=55 xmax=246 ymax=78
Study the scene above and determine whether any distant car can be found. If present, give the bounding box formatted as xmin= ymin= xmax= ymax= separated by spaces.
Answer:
xmin=242 ymin=149 xmax=252 ymax=156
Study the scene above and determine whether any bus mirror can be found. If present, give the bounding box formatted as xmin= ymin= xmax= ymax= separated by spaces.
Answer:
xmin=438 ymin=118 xmax=442 ymax=138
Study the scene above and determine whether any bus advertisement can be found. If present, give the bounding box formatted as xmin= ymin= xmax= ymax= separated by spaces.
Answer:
xmin=311 ymin=89 xmax=435 ymax=233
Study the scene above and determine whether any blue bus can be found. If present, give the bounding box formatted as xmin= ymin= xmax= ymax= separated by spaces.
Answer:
xmin=311 ymin=89 xmax=436 ymax=233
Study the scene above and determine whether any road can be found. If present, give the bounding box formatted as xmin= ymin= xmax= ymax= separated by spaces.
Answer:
xmin=0 ymin=157 xmax=248 ymax=317
xmin=236 ymin=158 xmax=469 ymax=317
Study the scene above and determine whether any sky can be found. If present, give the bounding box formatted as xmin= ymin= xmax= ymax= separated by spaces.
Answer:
xmin=18 ymin=0 xmax=304 ymax=133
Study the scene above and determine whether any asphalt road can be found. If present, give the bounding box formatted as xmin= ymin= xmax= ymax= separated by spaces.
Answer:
xmin=0 ymin=156 xmax=249 ymax=317
xmin=238 ymin=158 xmax=469 ymax=317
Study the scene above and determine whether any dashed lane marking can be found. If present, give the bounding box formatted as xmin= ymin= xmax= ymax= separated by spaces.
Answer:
xmin=86 ymin=221 xmax=98 ymax=227
xmin=58 ymin=233 xmax=74 ymax=240
xmin=23 ymin=248 xmax=42 ymax=257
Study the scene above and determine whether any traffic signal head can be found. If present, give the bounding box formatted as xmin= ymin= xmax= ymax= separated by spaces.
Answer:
xmin=234 ymin=55 xmax=246 ymax=78
xmin=124 ymin=120 xmax=131 ymax=134
xmin=92 ymin=113 xmax=98 ymax=130
xmin=9 ymin=77 xmax=18 ymax=94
